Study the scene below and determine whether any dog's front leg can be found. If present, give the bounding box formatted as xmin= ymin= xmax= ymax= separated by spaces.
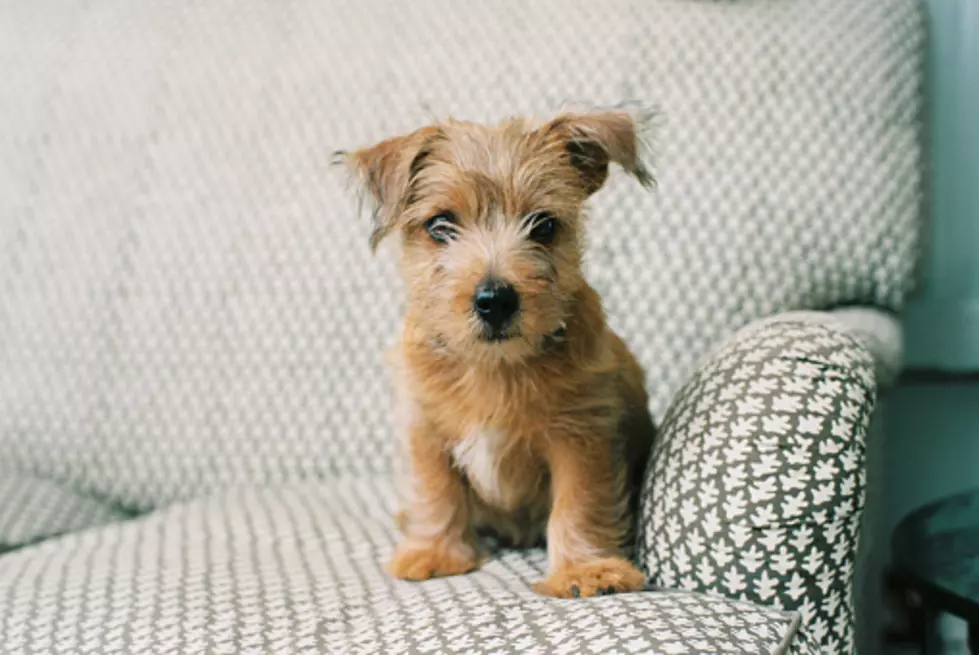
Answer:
xmin=534 ymin=434 xmax=646 ymax=598
xmin=386 ymin=421 xmax=480 ymax=581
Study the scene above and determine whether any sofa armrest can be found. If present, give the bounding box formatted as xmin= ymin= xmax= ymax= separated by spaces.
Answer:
xmin=742 ymin=307 xmax=902 ymax=388
xmin=637 ymin=318 xmax=877 ymax=653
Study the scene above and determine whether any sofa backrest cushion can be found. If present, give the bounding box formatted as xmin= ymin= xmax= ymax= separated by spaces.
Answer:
xmin=0 ymin=0 xmax=923 ymax=507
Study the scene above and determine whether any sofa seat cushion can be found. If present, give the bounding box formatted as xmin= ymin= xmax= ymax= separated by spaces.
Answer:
xmin=0 ymin=477 xmax=814 ymax=654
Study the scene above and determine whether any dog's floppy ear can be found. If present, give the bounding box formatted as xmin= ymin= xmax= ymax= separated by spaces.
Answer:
xmin=335 ymin=125 xmax=441 ymax=251
xmin=543 ymin=110 xmax=654 ymax=196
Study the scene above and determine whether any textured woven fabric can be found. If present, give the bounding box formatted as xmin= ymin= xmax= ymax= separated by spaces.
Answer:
xmin=0 ymin=472 xmax=131 ymax=551
xmin=748 ymin=307 xmax=904 ymax=388
xmin=638 ymin=321 xmax=876 ymax=653
xmin=0 ymin=477 xmax=812 ymax=655
xmin=828 ymin=309 xmax=904 ymax=388
xmin=0 ymin=0 xmax=924 ymax=510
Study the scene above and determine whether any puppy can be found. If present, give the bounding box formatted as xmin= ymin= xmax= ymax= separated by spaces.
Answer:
xmin=340 ymin=110 xmax=657 ymax=598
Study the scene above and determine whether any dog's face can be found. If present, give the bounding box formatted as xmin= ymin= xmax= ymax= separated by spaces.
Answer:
xmin=342 ymin=111 xmax=651 ymax=362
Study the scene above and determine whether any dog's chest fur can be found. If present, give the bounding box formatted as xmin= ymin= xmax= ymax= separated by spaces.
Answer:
xmin=452 ymin=427 xmax=541 ymax=511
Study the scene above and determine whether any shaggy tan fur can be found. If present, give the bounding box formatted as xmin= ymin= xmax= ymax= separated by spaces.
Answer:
xmin=340 ymin=110 xmax=657 ymax=598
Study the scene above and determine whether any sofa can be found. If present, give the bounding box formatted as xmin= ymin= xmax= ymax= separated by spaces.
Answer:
xmin=0 ymin=1 xmax=924 ymax=653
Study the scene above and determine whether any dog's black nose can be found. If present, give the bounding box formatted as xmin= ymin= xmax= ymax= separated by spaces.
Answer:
xmin=473 ymin=279 xmax=519 ymax=335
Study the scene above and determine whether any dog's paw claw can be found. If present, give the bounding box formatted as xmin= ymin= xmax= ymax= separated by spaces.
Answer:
xmin=533 ymin=557 xmax=646 ymax=599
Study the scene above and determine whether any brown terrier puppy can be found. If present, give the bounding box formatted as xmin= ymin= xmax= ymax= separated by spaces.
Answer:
xmin=341 ymin=110 xmax=657 ymax=598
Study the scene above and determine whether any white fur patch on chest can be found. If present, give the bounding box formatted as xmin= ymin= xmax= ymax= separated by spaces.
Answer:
xmin=452 ymin=427 xmax=508 ymax=507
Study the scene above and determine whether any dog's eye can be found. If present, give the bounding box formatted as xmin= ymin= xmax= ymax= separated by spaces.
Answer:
xmin=528 ymin=213 xmax=558 ymax=245
xmin=425 ymin=212 xmax=457 ymax=244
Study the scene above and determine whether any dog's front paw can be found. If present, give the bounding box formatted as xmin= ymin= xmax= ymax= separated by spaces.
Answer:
xmin=533 ymin=557 xmax=646 ymax=598
xmin=386 ymin=539 xmax=481 ymax=581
